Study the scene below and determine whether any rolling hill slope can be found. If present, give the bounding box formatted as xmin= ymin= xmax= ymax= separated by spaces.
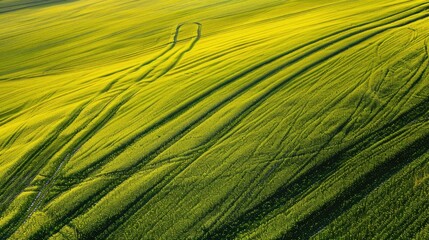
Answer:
xmin=0 ymin=0 xmax=429 ymax=239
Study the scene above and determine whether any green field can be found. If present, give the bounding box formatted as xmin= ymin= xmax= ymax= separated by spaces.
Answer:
xmin=1 ymin=0 xmax=429 ymax=239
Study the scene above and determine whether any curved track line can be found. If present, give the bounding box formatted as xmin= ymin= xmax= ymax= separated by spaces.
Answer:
xmin=65 ymin=3 xmax=429 ymax=184
xmin=0 ymin=22 xmax=202 ymax=239
xmin=31 ymin=8 xmax=429 ymax=239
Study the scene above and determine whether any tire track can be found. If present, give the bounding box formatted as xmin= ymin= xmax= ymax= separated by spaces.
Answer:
xmin=42 ymin=9 xmax=429 ymax=238
xmin=0 ymin=101 xmax=92 ymax=238
xmin=231 ymin=14 xmax=428 ymax=207
xmin=203 ymin=91 xmax=429 ymax=239
xmin=203 ymin=17 xmax=429 ymax=236
xmin=281 ymin=39 xmax=427 ymax=188
xmin=2 ymin=21 xmax=201 ymax=238
xmin=281 ymin=130 xmax=429 ymax=240
xmin=0 ymin=101 xmax=90 ymax=207
xmin=23 ymin=92 xmax=135 ymax=224
xmin=66 ymin=2 xmax=429 ymax=182
xmin=100 ymin=22 xmax=190 ymax=92
xmin=148 ymin=22 xmax=202 ymax=81
xmin=1 ymin=21 xmax=200 ymax=238
xmin=0 ymin=123 xmax=26 ymax=150
xmin=5 ymin=3 xmax=429 ymax=238
xmin=361 ymin=48 xmax=428 ymax=133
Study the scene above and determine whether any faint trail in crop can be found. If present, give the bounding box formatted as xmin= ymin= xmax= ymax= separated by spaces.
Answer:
xmin=22 ymin=94 xmax=134 ymax=225
xmin=63 ymin=3 xmax=429 ymax=186
xmin=0 ymin=124 xmax=25 ymax=149
xmin=150 ymin=22 xmax=202 ymax=80
xmin=0 ymin=21 xmax=202 ymax=239
xmin=0 ymin=101 xmax=92 ymax=238
xmin=0 ymin=102 xmax=89 ymax=206
xmin=133 ymin=22 xmax=202 ymax=83
xmin=204 ymin=88 xmax=429 ymax=239
xmin=19 ymin=4 xmax=428 ymax=237
xmin=37 ymin=8 xmax=429 ymax=239
xmin=0 ymin=102 xmax=27 ymax=126
xmin=200 ymin=13 xmax=427 ymax=239
xmin=100 ymin=22 xmax=196 ymax=92
xmin=281 ymin=131 xmax=429 ymax=239
xmin=0 ymin=20 xmax=202 ymax=238
xmin=3 ymin=1 xmax=429 ymax=238
xmin=204 ymin=17 xmax=429 ymax=238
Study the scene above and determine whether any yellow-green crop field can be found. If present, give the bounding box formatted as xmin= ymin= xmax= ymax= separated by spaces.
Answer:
xmin=1 ymin=0 xmax=429 ymax=239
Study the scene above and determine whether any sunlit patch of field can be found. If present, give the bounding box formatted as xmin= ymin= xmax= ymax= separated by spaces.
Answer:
xmin=1 ymin=0 xmax=429 ymax=239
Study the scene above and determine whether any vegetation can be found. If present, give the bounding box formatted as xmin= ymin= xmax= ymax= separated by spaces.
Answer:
xmin=0 ymin=0 xmax=428 ymax=239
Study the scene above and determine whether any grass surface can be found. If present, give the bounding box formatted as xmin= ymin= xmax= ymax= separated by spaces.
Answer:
xmin=1 ymin=0 xmax=429 ymax=239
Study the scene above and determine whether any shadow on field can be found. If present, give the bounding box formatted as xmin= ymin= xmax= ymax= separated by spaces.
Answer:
xmin=0 ymin=0 xmax=76 ymax=14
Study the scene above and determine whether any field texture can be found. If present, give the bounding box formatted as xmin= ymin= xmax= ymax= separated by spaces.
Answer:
xmin=1 ymin=0 xmax=429 ymax=239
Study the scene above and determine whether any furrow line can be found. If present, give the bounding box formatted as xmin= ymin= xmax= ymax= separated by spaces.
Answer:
xmin=32 ymin=10 xmax=429 ymax=238
xmin=0 ymin=101 xmax=94 ymax=238
xmin=67 ymin=4 xmax=429 ymax=181
xmin=204 ymin=91 xmax=429 ymax=239
xmin=281 ymin=131 xmax=429 ymax=239
xmin=77 ymin=13 xmax=429 ymax=236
